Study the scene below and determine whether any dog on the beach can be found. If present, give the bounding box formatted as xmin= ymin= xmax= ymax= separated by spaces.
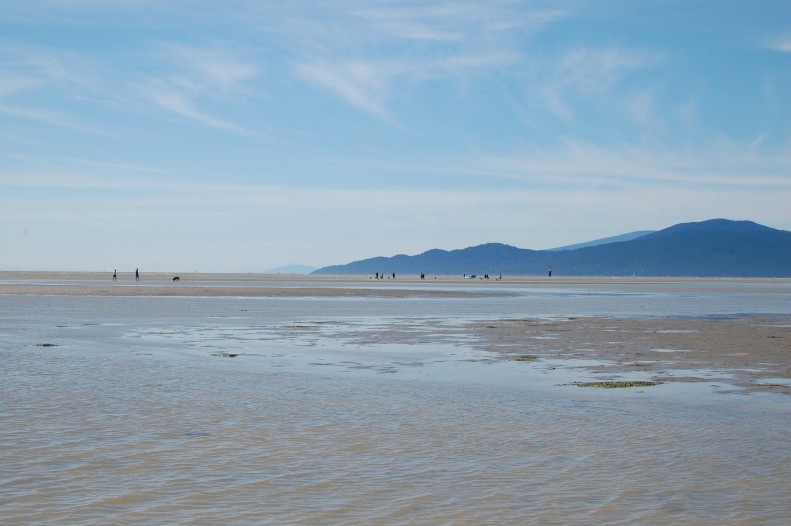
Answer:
xmin=172 ymin=276 xmax=180 ymax=281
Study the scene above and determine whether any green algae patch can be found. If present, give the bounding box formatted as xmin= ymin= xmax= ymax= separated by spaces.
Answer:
xmin=509 ymin=354 xmax=538 ymax=362
xmin=571 ymin=380 xmax=662 ymax=388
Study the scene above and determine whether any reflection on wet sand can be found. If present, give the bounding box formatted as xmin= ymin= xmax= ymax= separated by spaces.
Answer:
xmin=2 ymin=275 xmax=790 ymax=524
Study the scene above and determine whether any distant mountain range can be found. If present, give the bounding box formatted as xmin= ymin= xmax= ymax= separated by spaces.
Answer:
xmin=548 ymin=230 xmax=655 ymax=251
xmin=312 ymin=219 xmax=791 ymax=277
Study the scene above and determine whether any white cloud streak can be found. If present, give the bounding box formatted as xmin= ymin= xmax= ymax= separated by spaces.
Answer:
xmin=556 ymin=48 xmax=661 ymax=93
xmin=141 ymin=81 xmax=250 ymax=135
xmin=155 ymin=43 xmax=260 ymax=95
xmin=0 ymin=103 xmax=102 ymax=134
xmin=1 ymin=39 xmax=266 ymax=138
xmin=130 ymin=43 xmax=273 ymax=139
xmin=5 ymin=137 xmax=788 ymax=195
xmin=0 ymin=74 xmax=41 ymax=97
xmin=290 ymin=2 xmax=566 ymax=120
xmin=295 ymin=60 xmax=392 ymax=119
xmin=766 ymin=33 xmax=791 ymax=52
xmin=295 ymin=49 xmax=521 ymax=121
xmin=354 ymin=3 xmax=567 ymax=43
xmin=534 ymin=47 xmax=664 ymax=121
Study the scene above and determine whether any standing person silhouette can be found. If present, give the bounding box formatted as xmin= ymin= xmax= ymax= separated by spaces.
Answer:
xmin=135 ymin=268 xmax=139 ymax=282
xmin=112 ymin=269 xmax=117 ymax=281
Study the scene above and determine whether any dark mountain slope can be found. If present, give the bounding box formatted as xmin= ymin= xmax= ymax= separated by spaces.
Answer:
xmin=548 ymin=230 xmax=654 ymax=251
xmin=313 ymin=219 xmax=791 ymax=277
xmin=317 ymin=243 xmax=543 ymax=275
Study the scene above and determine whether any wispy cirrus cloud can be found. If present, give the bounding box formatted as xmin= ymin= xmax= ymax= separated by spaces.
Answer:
xmin=140 ymin=80 xmax=261 ymax=138
xmin=294 ymin=49 xmax=519 ymax=121
xmin=155 ymin=43 xmax=260 ymax=95
xmin=137 ymin=43 xmax=269 ymax=139
xmin=0 ymin=74 xmax=41 ymax=97
xmin=555 ymin=48 xmax=661 ymax=93
xmin=533 ymin=47 xmax=663 ymax=122
xmin=0 ymin=44 xmax=108 ymax=132
xmin=291 ymin=1 xmax=567 ymax=120
xmin=1 ymin=43 xmax=103 ymax=95
xmin=765 ymin=33 xmax=791 ymax=52
xmin=0 ymin=103 xmax=103 ymax=134
xmin=477 ymin=139 xmax=791 ymax=189
xmin=294 ymin=59 xmax=392 ymax=120
xmin=354 ymin=3 xmax=567 ymax=43
xmin=1 ymin=38 xmax=266 ymax=137
xmin=623 ymin=89 xmax=660 ymax=128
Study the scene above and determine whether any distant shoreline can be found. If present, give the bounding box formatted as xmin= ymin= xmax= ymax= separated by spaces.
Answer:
xmin=3 ymin=270 xmax=790 ymax=282
xmin=2 ymin=271 xmax=790 ymax=298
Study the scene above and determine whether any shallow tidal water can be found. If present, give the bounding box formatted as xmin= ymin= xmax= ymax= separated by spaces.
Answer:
xmin=2 ymin=280 xmax=790 ymax=525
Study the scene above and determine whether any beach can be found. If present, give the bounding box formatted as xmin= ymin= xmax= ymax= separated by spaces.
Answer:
xmin=0 ymin=272 xmax=498 ymax=298
xmin=2 ymin=272 xmax=790 ymax=524
xmin=2 ymin=272 xmax=789 ymax=393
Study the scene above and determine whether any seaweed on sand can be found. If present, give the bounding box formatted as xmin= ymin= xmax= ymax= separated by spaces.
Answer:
xmin=571 ymin=380 xmax=662 ymax=388
xmin=509 ymin=354 xmax=538 ymax=362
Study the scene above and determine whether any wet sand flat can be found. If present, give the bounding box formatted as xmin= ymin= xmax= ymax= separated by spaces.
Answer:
xmin=3 ymin=272 xmax=791 ymax=524
xmin=2 ymin=271 xmax=789 ymax=297
xmin=0 ymin=282 xmax=492 ymax=298
xmin=0 ymin=271 xmax=497 ymax=298
xmin=465 ymin=315 xmax=791 ymax=394
xmin=245 ymin=309 xmax=791 ymax=394
xmin=3 ymin=272 xmax=789 ymax=393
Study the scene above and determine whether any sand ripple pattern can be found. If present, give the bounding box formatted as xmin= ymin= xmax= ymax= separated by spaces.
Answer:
xmin=2 ymin=291 xmax=790 ymax=524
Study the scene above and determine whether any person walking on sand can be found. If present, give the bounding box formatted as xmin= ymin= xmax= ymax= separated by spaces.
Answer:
xmin=112 ymin=269 xmax=117 ymax=281
xmin=135 ymin=268 xmax=139 ymax=282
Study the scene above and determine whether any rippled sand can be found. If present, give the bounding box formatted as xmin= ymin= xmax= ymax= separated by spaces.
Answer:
xmin=2 ymin=272 xmax=790 ymax=524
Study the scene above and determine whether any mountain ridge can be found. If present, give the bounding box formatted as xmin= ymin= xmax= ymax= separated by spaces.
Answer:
xmin=548 ymin=230 xmax=655 ymax=251
xmin=313 ymin=219 xmax=791 ymax=277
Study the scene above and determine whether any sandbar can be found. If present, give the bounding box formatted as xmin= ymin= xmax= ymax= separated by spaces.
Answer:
xmin=0 ymin=271 xmax=504 ymax=298
xmin=2 ymin=271 xmax=787 ymax=297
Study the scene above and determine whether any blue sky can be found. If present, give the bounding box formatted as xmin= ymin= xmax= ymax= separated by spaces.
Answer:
xmin=1 ymin=1 xmax=789 ymax=272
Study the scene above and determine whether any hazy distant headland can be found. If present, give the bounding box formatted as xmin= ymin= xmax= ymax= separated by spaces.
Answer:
xmin=313 ymin=219 xmax=791 ymax=277
xmin=263 ymin=264 xmax=318 ymax=274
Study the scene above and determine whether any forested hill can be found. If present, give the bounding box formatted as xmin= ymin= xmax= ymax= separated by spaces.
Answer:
xmin=312 ymin=219 xmax=791 ymax=277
